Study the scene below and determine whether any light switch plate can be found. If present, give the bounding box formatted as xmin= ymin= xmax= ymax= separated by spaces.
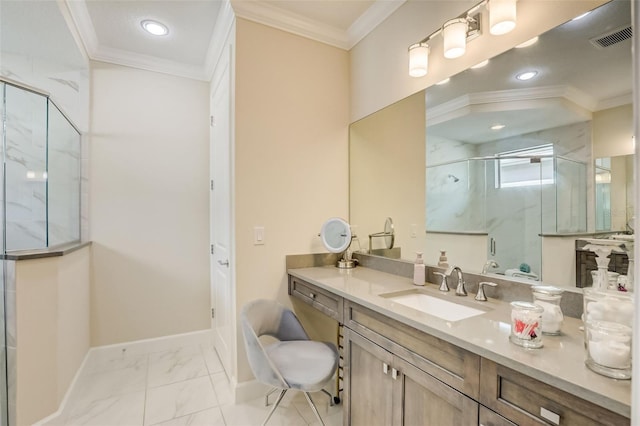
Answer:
xmin=254 ymin=226 xmax=265 ymax=245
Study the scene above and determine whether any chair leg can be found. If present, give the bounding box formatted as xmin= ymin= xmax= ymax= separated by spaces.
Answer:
xmin=304 ymin=392 xmax=325 ymax=426
xmin=264 ymin=387 xmax=278 ymax=406
xmin=320 ymin=388 xmax=334 ymax=406
xmin=262 ymin=389 xmax=287 ymax=426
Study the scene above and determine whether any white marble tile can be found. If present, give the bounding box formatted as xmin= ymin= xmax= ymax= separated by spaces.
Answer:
xmin=144 ymin=376 xmax=218 ymax=426
xmin=64 ymin=390 xmax=145 ymax=426
xmin=72 ymin=364 xmax=147 ymax=405
xmin=201 ymin=343 xmax=224 ymax=374
xmin=210 ymin=372 xmax=233 ymax=406
xmin=149 ymin=407 xmax=225 ymax=426
xmin=290 ymin=391 xmax=342 ymax=426
xmin=220 ymin=395 xmax=308 ymax=426
xmin=148 ymin=345 xmax=208 ymax=388
xmin=83 ymin=350 xmax=148 ymax=375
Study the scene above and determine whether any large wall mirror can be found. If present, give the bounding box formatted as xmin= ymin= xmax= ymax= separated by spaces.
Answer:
xmin=350 ymin=0 xmax=633 ymax=288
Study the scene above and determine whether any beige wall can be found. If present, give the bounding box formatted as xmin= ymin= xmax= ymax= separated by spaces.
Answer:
xmin=350 ymin=0 xmax=608 ymax=121
xmin=15 ymin=246 xmax=90 ymax=425
xmin=593 ymin=104 xmax=634 ymax=158
xmin=90 ymin=62 xmax=210 ymax=345
xmin=234 ymin=18 xmax=349 ymax=383
xmin=350 ymin=91 xmax=426 ymax=258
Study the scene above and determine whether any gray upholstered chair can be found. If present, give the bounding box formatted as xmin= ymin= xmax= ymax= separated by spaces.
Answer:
xmin=241 ymin=299 xmax=339 ymax=426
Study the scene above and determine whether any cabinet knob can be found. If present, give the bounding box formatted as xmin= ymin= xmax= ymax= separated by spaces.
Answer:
xmin=540 ymin=407 xmax=560 ymax=425
xmin=309 ymin=292 xmax=316 ymax=299
xmin=382 ymin=363 xmax=389 ymax=375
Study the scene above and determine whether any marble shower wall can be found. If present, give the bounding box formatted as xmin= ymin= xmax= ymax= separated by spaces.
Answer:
xmin=1 ymin=84 xmax=81 ymax=250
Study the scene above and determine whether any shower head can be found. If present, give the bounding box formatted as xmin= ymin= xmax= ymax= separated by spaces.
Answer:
xmin=447 ymin=174 xmax=460 ymax=183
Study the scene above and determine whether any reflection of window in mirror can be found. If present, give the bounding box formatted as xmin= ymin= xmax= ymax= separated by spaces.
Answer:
xmin=496 ymin=145 xmax=554 ymax=188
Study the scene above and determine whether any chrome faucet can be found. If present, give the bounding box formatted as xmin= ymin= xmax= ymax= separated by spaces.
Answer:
xmin=482 ymin=260 xmax=499 ymax=275
xmin=445 ymin=265 xmax=467 ymax=296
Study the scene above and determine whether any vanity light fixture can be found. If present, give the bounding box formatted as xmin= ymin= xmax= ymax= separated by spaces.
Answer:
xmin=408 ymin=0 xmax=518 ymax=76
xmin=516 ymin=70 xmax=538 ymax=81
xmin=443 ymin=18 xmax=469 ymax=59
xmin=491 ymin=124 xmax=506 ymax=130
xmin=489 ymin=0 xmax=517 ymax=35
xmin=409 ymin=42 xmax=430 ymax=77
xmin=141 ymin=19 xmax=169 ymax=36
xmin=471 ymin=59 xmax=490 ymax=69
xmin=516 ymin=36 xmax=539 ymax=48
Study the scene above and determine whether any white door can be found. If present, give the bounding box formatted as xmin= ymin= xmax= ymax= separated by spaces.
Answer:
xmin=210 ymin=52 xmax=233 ymax=377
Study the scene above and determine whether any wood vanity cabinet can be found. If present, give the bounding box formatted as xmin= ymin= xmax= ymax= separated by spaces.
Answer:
xmin=344 ymin=328 xmax=478 ymax=426
xmin=287 ymin=275 xmax=630 ymax=426
xmin=343 ymin=300 xmax=479 ymax=425
xmin=480 ymin=359 xmax=629 ymax=426
xmin=288 ymin=276 xmax=343 ymax=322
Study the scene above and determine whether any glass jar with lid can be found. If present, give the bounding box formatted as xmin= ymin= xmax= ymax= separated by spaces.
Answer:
xmin=531 ymin=285 xmax=564 ymax=335
xmin=509 ymin=301 xmax=543 ymax=348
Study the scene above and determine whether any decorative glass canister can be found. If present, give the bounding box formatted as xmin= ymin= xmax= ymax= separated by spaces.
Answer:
xmin=531 ymin=286 xmax=564 ymax=335
xmin=582 ymin=288 xmax=633 ymax=379
xmin=509 ymin=301 xmax=543 ymax=348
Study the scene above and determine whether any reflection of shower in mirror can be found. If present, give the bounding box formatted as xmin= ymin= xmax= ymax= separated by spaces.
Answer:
xmin=447 ymin=174 xmax=460 ymax=183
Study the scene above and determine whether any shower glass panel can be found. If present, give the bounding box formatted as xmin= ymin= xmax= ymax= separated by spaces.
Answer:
xmin=4 ymin=85 xmax=48 ymax=250
xmin=426 ymin=155 xmax=587 ymax=281
xmin=426 ymin=159 xmax=486 ymax=232
xmin=48 ymin=102 xmax=81 ymax=246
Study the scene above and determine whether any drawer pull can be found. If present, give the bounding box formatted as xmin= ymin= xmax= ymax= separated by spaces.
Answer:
xmin=382 ymin=363 xmax=389 ymax=375
xmin=540 ymin=407 xmax=560 ymax=425
xmin=309 ymin=292 xmax=316 ymax=299
xmin=391 ymin=368 xmax=399 ymax=380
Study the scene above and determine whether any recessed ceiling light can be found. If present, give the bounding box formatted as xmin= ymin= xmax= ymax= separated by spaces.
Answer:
xmin=516 ymin=37 xmax=539 ymax=48
xmin=141 ymin=20 xmax=169 ymax=36
xmin=516 ymin=71 xmax=538 ymax=81
xmin=436 ymin=78 xmax=450 ymax=85
xmin=572 ymin=11 xmax=591 ymax=21
xmin=471 ymin=59 xmax=490 ymax=69
xmin=491 ymin=124 xmax=506 ymax=130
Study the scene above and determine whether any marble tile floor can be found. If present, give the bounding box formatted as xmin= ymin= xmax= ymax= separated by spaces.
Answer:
xmin=46 ymin=342 xmax=343 ymax=426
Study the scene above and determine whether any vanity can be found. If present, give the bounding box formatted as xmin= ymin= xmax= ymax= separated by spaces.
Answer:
xmin=287 ymin=264 xmax=631 ymax=426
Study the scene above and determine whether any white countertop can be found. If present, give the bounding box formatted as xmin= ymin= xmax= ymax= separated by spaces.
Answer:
xmin=288 ymin=265 xmax=632 ymax=418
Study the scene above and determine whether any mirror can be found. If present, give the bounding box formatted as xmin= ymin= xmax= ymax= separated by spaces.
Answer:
xmin=320 ymin=217 xmax=352 ymax=253
xmin=349 ymin=0 xmax=633 ymax=288
xmin=595 ymin=155 xmax=634 ymax=232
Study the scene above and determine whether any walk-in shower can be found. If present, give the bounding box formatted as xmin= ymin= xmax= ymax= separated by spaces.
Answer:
xmin=0 ymin=79 xmax=82 ymax=425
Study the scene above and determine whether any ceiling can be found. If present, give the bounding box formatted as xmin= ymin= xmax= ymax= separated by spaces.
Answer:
xmin=61 ymin=0 xmax=405 ymax=80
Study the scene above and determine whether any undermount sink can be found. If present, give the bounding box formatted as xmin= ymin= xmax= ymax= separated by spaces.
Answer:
xmin=380 ymin=289 xmax=489 ymax=321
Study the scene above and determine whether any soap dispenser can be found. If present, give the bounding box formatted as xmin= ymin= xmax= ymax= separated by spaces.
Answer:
xmin=413 ymin=252 xmax=425 ymax=286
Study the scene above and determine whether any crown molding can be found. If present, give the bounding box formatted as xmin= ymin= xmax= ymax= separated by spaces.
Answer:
xmin=91 ymin=45 xmax=208 ymax=80
xmin=64 ymin=0 xmax=99 ymax=57
xmin=348 ymin=0 xmax=406 ymax=48
xmin=596 ymin=92 xmax=632 ymax=111
xmin=427 ymin=85 xmax=599 ymax=125
xmin=231 ymin=0 xmax=348 ymax=49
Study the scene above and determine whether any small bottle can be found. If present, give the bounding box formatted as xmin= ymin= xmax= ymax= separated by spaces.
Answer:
xmin=413 ymin=252 xmax=425 ymax=286
xmin=438 ymin=250 xmax=448 ymax=267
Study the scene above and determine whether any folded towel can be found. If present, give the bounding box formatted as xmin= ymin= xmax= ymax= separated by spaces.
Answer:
xmin=505 ymin=268 xmax=539 ymax=281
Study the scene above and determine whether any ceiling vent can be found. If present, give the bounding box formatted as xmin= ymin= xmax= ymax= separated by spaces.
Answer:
xmin=590 ymin=25 xmax=633 ymax=48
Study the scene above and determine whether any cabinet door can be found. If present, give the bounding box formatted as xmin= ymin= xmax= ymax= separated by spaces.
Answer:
xmin=392 ymin=356 xmax=479 ymax=426
xmin=479 ymin=406 xmax=516 ymax=426
xmin=344 ymin=328 xmax=393 ymax=426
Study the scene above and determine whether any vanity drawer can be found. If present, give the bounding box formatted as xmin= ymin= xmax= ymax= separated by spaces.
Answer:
xmin=480 ymin=358 xmax=629 ymax=426
xmin=288 ymin=276 xmax=343 ymax=322
xmin=479 ymin=406 xmax=516 ymax=426
xmin=344 ymin=300 xmax=480 ymax=399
